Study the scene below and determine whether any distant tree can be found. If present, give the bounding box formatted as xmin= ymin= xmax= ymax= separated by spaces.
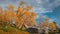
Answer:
xmin=50 ymin=22 xmax=57 ymax=30
xmin=43 ymin=17 xmax=50 ymax=27
xmin=53 ymin=22 xmax=57 ymax=29
xmin=53 ymin=22 xmax=57 ymax=25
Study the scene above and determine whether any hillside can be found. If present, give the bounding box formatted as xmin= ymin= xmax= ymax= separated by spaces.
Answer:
xmin=0 ymin=25 xmax=29 ymax=34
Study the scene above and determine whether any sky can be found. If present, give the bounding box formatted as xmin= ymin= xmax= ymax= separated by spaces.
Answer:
xmin=0 ymin=0 xmax=60 ymax=26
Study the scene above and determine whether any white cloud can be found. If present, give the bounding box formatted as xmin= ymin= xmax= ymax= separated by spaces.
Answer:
xmin=35 ymin=0 xmax=60 ymax=11
xmin=49 ymin=18 xmax=56 ymax=22
xmin=36 ymin=0 xmax=42 ymax=3
xmin=46 ymin=0 xmax=60 ymax=10
xmin=33 ymin=7 xmax=53 ymax=14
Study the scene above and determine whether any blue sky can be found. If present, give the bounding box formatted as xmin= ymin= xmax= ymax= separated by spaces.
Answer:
xmin=0 ymin=0 xmax=60 ymax=26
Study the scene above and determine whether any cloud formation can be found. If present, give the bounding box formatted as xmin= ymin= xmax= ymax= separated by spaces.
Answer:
xmin=35 ymin=0 xmax=60 ymax=13
xmin=0 ymin=0 xmax=60 ymax=23
xmin=0 ymin=0 xmax=60 ymax=12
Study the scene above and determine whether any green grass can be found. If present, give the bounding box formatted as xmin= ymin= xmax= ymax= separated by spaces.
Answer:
xmin=0 ymin=21 xmax=30 ymax=34
xmin=0 ymin=23 xmax=30 ymax=34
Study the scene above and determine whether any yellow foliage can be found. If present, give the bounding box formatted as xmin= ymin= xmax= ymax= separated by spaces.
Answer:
xmin=17 ymin=7 xmax=23 ymax=16
xmin=23 ymin=11 xmax=30 ymax=16
xmin=4 ymin=9 xmax=16 ymax=23
xmin=8 ymin=4 xmax=14 ymax=9
xmin=31 ymin=19 xmax=36 ymax=26
xmin=30 ymin=12 xmax=37 ymax=18
xmin=0 ymin=1 xmax=37 ymax=30
xmin=0 ymin=7 xmax=3 ymax=14
xmin=50 ymin=22 xmax=56 ymax=30
xmin=26 ymin=6 xmax=32 ymax=10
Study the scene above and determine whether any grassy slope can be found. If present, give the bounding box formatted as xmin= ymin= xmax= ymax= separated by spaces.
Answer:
xmin=0 ymin=25 xmax=29 ymax=34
